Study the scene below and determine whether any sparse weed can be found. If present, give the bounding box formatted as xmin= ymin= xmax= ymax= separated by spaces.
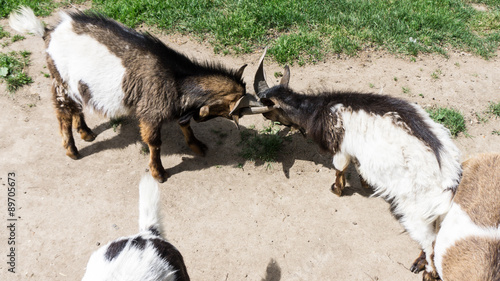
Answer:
xmin=0 ymin=51 xmax=33 ymax=92
xmin=488 ymin=101 xmax=500 ymax=117
xmin=239 ymin=122 xmax=289 ymax=163
xmin=11 ymin=34 xmax=25 ymax=42
xmin=431 ymin=69 xmax=442 ymax=79
xmin=109 ymin=117 xmax=126 ymax=132
xmin=427 ymin=107 xmax=466 ymax=137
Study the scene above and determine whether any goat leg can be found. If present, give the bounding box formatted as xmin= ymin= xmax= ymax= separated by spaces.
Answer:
xmin=179 ymin=121 xmax=207 ymax=156
xmin=410 ymin=250 xmax=427 ymax=273
xmin=140 ymin=120 xmax=168 ymax=183
xmin=73 ymin=113 xmax=96 ymax=142
xmin=331 ymin=169 xmax=346 ymax=196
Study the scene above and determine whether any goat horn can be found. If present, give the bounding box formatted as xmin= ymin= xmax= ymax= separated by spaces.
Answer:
xmin=280 ymin=65 xmax=290 ymax=87
xmin=253 ymin=47 xmax=269 ymax=96
xmin=238 ymin=106 xmax=275 ymax=115
xmin=229 ymin=94 xmax=262 ymax=116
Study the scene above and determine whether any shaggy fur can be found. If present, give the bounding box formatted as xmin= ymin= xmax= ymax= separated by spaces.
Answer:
xmin=255 ymin=66 xmax=462 ymax=279
xmin=82 ymin=175 xmax=190 ymax=281
xmin=9 ymin=7 xmax=248 ymax=182
xmin=434 ymin=153 xmax=500 ymax=281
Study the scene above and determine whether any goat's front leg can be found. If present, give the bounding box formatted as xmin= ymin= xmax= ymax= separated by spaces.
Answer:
xmin=179 ymin=120 xmax=207 ymax=156
xmin=331 ymin=152 xmax=351 ymax=196
xmin=140 ymin=120 xmax=168 ymax=183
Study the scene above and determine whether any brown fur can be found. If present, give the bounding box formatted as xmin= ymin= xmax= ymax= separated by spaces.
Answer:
xmin=454 ymin=153 xmax=500 ymax=228
xmin=442 ymin=237 xmax=500 ymax=281
xmin=43 ymin=12 xmax=247 ymax=182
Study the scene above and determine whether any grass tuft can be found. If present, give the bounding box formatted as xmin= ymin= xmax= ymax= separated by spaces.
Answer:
xmin=427 ymin=107 xmax=467 ymax=137
xmin=0 ymin=51 xmax=33 ymax=92
xmin=488 ymin=101 xmax=500 ymax=117
xmin=239 ymin=122 xmax=289 ymax=163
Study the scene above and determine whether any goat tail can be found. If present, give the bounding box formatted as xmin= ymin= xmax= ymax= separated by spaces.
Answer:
xmin=9 ymin=6 xmax=45 ymax=37
xmin=138 ymin=174 xmax=163 ymax=236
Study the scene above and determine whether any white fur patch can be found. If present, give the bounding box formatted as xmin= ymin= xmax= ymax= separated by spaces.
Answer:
xmin=81 ymin=233 xmax=177 ymax=281
xmin=47 ymin=13 xmax=129 ymax=118
xmin=434 ymin=203 xmax=500 ymax=278
xmin=333 ymin=105 xmax=461 ymax=267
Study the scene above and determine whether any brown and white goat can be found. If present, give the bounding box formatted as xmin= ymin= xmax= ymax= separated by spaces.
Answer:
xmin=434 ymin=153 xmax=500 ymax=281
xmin=9 ymin=7 xmax=259 ymax=182
xmin=250 ymin=49 xmax=462 ymax=280
xmin=82 ymin=175 xmax=190 ymax=281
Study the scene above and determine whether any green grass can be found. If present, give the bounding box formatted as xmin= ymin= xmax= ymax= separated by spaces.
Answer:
xmin=1 ymin=0 xmax=499 ymax=64
xmin=0 ymin=26 xmax=10 ymax=39
xmin=109 ymin=117 xmax=126 ymax=132
xmin=0 ymin=50 xmax=33 ymax=92
xmin=488 ymin=101 xmax=500 ymax=117
xmin=239 ymin=122 xmax=289 ymax=163
xmin=427 ymin=107 xmax=467 ymax=137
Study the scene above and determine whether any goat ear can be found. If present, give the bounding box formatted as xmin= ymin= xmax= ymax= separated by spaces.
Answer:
xmin=280 ymin=65 xmax=290 ymax=87
xmin=235 ymin=64 xmax=248 ymax=79
xmin=260 ymin=98 xmax=275 ymax=107
xmin=199 ymin=105 xmax=210 ymax=117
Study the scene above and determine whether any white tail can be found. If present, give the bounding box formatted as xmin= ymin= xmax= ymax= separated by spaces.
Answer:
xmin=8 ymin=6 xmax=45 ymax=37
xmin=138 ymin=174 xmax=162 ymax=235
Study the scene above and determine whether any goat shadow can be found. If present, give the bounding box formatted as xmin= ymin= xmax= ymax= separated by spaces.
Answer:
xmin=77 ymin=117 xmax=373 ymax=197
xmin=261 ymin=259 xmax=281 ymax=281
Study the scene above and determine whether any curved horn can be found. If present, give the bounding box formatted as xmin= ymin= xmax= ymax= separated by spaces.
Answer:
xmin=253 ymin=47 xmax=270 ymax=96
xmin=229 ymin=94 xmax=262 ymax=116
xmin=280 ymin=65 xmax=290 ymax=87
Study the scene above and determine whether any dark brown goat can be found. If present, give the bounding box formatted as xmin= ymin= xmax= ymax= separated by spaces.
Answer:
xmin=10 ymin=7 xmax=258 ymax=182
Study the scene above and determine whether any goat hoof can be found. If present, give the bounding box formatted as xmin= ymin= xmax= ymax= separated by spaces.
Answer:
xmin=331 ymin=184 xmax=343 ymax=196
xmin=410 ymin=254 xmax=427 ymax=274
xmin=422 ymin=270 xmax=440 ymax=281
xmin=81 ymin=131 xmax=97 ymax=142
xmin=152 ymin=170 xmax=169 ymax=183
xmin=66 ymin=149 xmax=80 ymax=160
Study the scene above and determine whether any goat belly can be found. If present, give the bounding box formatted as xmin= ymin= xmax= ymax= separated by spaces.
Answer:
xmin=46 ymin=15 xmax=129 ymax=118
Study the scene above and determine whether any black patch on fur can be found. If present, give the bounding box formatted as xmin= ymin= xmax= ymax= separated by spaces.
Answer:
xmin=148 ymin=226 xmax=162 ymax=237
xmin=130 ymin=236 xmax=146 ymax=251
xmin=104 ymin=239 xmax=128 ymax=261
xmin=260 ymin=87 xmax=443 ymax=166
xmin=151 ymin=238 xmax=190 ymax=281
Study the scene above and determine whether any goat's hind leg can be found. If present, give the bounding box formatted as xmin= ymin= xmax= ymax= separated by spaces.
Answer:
xmin=73 ymin=113 xmax=96 ymax=142
xmin=52 ymin=83 xmax=80 ymax=159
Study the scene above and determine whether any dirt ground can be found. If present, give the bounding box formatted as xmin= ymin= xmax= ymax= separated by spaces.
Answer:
xmin=0 ymin=6 xmax=499 ymax=281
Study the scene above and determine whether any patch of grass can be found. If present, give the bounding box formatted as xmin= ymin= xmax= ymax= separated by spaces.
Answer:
xmin=0 ymin=50 xmax=33 ymax=92
xmin=109 ymin=117 xmax=126 ymax=132
xmin=402 ymin=86 xmax=411 ymax=94
xmin=0 ymin=26 xmax=10 ymax=39
xmin=492 ymin=130 xmax=500 ymax=136
xmin=239 ymin=122 xmax=289 ymax=163
xmin=86 ymin=0 xmax=500 ymax=64
xmin=0 ymin=0 xmax=70 ymax=18
xmin=11 ymin=34 xmax=25 ymax=42
xmin=427 ymin=107 xmax=467 ymax=137
xmin=431 ymin=69 xmax=442 ymax=79
xmin=487 ymin=101 xmax=500 ymax=117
